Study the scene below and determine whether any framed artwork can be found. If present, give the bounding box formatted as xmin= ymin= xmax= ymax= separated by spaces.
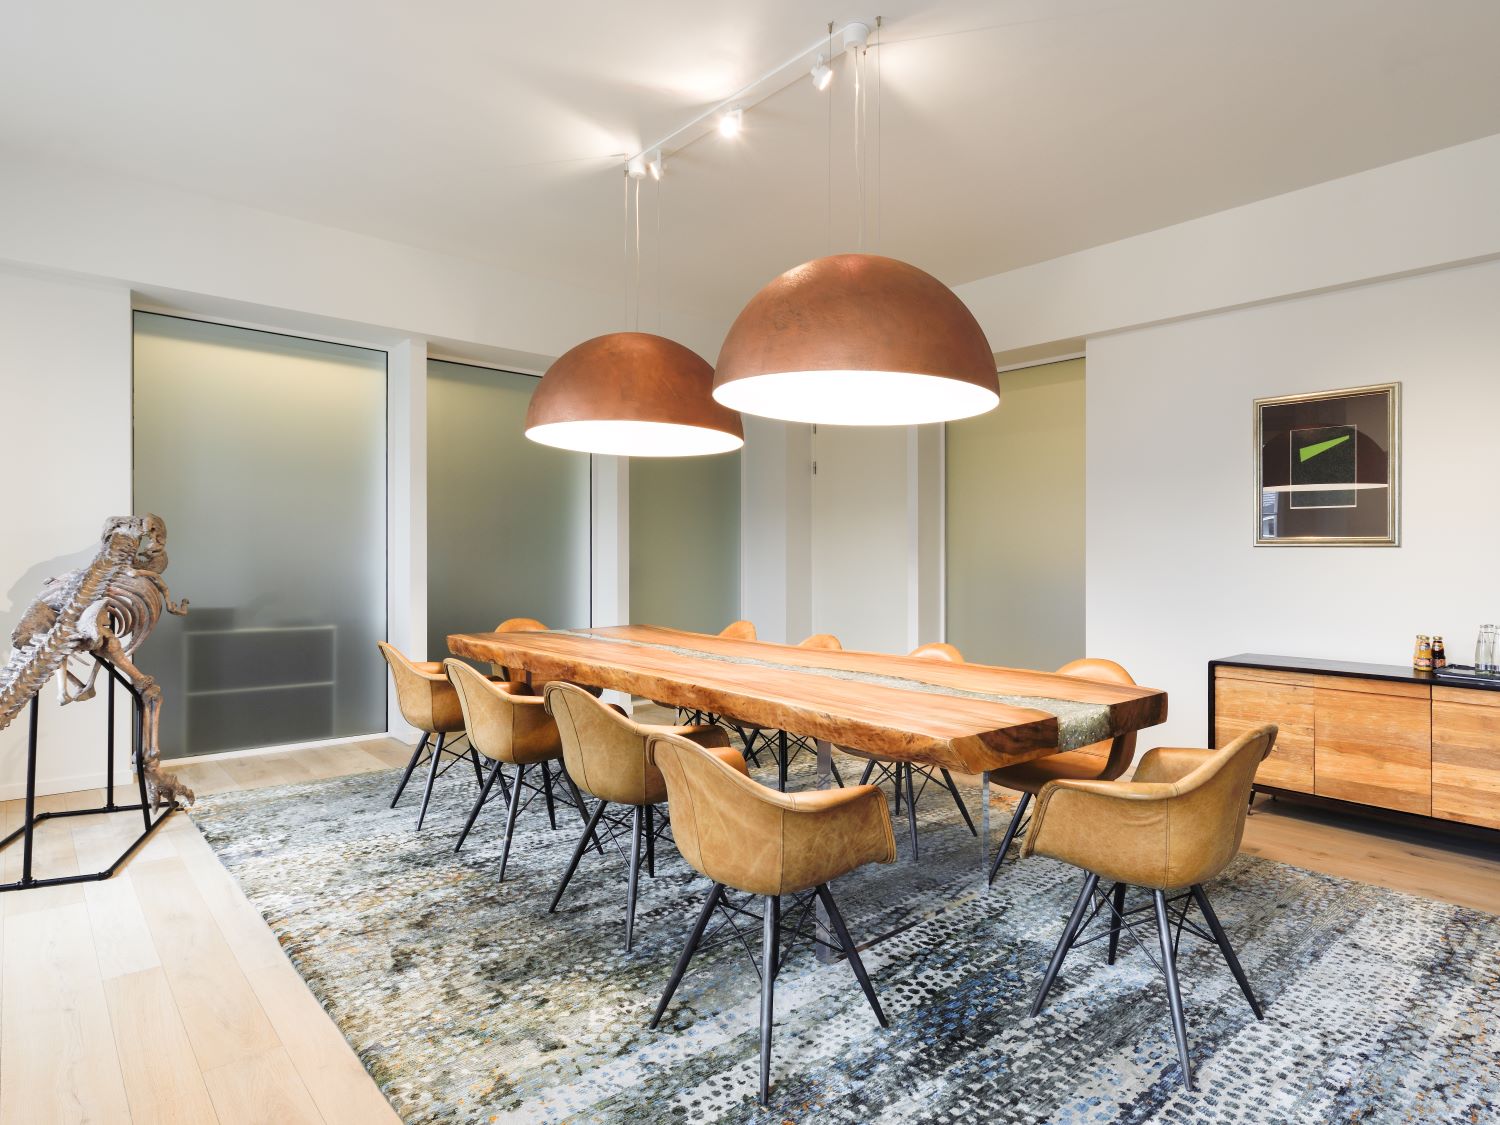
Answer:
xmin=1254 ymin=382 xmax=1400 ymax=546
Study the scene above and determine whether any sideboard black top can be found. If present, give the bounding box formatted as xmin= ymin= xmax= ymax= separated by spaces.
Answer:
xmin=1211 ymin=652 xmax=1500 ymax=693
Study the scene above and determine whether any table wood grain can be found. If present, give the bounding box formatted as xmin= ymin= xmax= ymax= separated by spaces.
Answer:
xmin=448 ymin=626 xmax=1167 ymax=774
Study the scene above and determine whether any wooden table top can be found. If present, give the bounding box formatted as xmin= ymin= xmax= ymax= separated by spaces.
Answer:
xmin=448 ymin=625 xmax=1167 ymax=775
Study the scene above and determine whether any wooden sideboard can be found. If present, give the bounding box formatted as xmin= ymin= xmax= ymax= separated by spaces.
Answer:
xmin=1209 ymin=654 xmax=1500 ymax=830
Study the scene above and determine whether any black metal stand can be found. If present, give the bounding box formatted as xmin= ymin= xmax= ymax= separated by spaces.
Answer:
xmin=0 ymin=660 xmax=177 ymax=892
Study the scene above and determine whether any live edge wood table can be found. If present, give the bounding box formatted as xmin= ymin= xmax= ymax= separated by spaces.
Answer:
xmin=448 ymin=624 xmax=1169 ymax=871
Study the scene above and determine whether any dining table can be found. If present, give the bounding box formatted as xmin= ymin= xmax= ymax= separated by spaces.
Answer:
xmin=448 ymin=624 xmax=1169 ymax=957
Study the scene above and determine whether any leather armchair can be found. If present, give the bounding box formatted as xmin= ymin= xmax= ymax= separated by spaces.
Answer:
xmin=377 ymin=641 xmax=484 ymax=828
xmin=1022 ymin=723 xmax=1278 ymax=1090
xmin=647 ymin=729 xmax=895 ymax=1106
xmin=445 ymin=660 xmax=595 ymax=876
xmin=543 ymin=681 xmax=743 ymax=950
xmin=987 ymin=657 xmax=1139 ymax=883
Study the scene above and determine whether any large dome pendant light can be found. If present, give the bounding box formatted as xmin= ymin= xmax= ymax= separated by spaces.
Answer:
xmin=712 ymin=19 xmax=999 ymax=426
xmin=525 ymin=157 xmax=743 ymax=456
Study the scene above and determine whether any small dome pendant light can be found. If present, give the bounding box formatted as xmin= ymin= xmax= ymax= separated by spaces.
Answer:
xmin=526 ymin=151 xmax=743 ymax=457
xmin=713 ymin=17 xmax=998 ymax=426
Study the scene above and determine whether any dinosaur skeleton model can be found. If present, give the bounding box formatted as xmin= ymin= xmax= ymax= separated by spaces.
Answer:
xmin=0 ymin=515 xmax=194 ymax=808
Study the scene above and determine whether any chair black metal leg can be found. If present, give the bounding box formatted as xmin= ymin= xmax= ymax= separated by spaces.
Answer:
xmin=469 ymin=748 xmax=485 ymax=786
xmin=549 ymin=799 xmax=608 ymax=913
xmin=625 ymin=804 xmax=644 ymax=951
xmin=858 ymin=760 xmax=875 ymax=786
xmin=1106 ymin=881 xmax=1126 ymax=964
xmin=541 ymin=761 xmax=558 ymax=829
xmin=892 ymin=765 xmax=902 ymax=814
xmin=390 ymin=732 xmax=430 ymax=807
xmin=1153 ymin=889 xmax=1194 ymax=1089
xmin=815 ymin=884 xmax=888 ymax=1027
xmin=1030 ymin=871 xmax=1099 ymax=1017
xmin=650 ymin=883 xmax=725 ymax=1028
xmin=987 ymin=791 xmax=1032 ymax=884
xmin=776 ymin=731 xmax=788 ymax=792
xmin=455 ymin=758 xmax=505 ymax=852
xmin=561 ymin=770 xmax=605 ymax=856
xmin=497 ymin=763 xmax=526 ymax=882
xmin=645 ymin=804 xmax=656 ymax=876
xmin=759 ymin=892 xmax=779 ymax=1106
xmin=415 ymin=732 xmax=448 ymax=830
xmin=940 ymin=769 xmax=977 ymax=836
xmin=902 ymin=764 xmax=920 ymax=861
xmin=829 ymin=758 xmax=845 ymax=788
xmin=1190 ymin=884 xmax=1263 ymax=1019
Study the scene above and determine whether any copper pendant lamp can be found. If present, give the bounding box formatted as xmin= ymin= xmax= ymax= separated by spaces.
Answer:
xmin=713 ymin=252 xmax=998 ymax=426
xmin=525 ymin=331 xmax=743 ymax=457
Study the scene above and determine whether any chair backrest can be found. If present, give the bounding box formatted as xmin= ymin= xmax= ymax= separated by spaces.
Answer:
xmin=649 ymin=729 xmax=795 ymax=895
xmin=544 ymin=681 xmax=662 ymax=805
xmin=798 ymin=633 xmax=842 ymax=651
xmin=1140 ymin=724 xmax=1277 ymax=886
xmin=718 ymin=619 xmax=757 ymax=641
xmin=495 ymin=617 xmax=547 ymax=633
xmin=444 ymin=659 xmax=559 ymax=765
xmin=1057 ymin=657 xmax=1138 ymax=778
xmin=377 ymin=641 xmax=462 ymax=733
xmin=910 ymin=642 xmax=964 ymax=663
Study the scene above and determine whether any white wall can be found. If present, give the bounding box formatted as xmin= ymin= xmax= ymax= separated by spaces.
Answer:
xmin=1087 ymin=259 xmax=1500 ymax=750
xmin=0 ymin=267 xmax=134 ymax=798
xmin=958 ymin=133 xmax=1500 ymax=363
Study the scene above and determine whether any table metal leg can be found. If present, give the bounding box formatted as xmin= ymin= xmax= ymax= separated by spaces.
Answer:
xmin=814 ymin=738 xmax=837 ymax=963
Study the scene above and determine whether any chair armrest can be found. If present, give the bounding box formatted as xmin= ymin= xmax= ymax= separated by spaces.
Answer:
xmin=1131 ymin=746 xmax=1214 ymax=785
xmin=1021 ymin=777 xmax=1178 ymax=885
xmin=781 ymin=784 xmax=897 ymax=879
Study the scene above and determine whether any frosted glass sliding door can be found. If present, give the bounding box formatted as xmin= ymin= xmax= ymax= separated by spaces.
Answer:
xmin=630 ymin=452 xmax=740 ymax=634
xmin=427 ymin=360 xmax=591 ymax=659
xmin=945 ymin=358 xmax=1085 ymax=670
xmin=132 ymin=313 xmax=388 ymax=757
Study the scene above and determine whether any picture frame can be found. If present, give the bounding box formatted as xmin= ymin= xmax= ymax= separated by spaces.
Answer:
xmin=1254 ymin=382 xmax=1400 ymax=546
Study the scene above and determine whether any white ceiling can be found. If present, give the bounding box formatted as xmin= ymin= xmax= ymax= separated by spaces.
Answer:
xmin=6 ymin=0 xmax=1500 ymax=340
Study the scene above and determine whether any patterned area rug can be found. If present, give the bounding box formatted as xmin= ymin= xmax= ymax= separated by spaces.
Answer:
xmin=189 ymin=748 xmax=1500 ymax=1124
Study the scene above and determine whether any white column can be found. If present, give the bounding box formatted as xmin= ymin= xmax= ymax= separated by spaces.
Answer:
xmin=386 ymin=338 xmax=427 ymax=740
xmin=739 ymin=417 xmax=812 ymax=645
xmin=908 ymin=423 xmax=946 ymax=650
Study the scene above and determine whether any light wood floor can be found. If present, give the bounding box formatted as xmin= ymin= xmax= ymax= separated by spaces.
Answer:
xmin=1 ymin=737 xmax=1496 ymax=1124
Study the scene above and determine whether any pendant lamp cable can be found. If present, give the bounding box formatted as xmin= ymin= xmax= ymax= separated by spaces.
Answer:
xmin=633 ymin=175 xmax=642 ymax=330
xmin=622 ymin=169 xmax=630 ymax=327
xmin=655 ymin=172 xmax=663 ymax=331
xmin=853 ymin=36 xmax=864 ymax=251
xmin=825 ymin=20 xmax=834 ymax=256
xmin=875 ymin=15 xmax=883 ymax=251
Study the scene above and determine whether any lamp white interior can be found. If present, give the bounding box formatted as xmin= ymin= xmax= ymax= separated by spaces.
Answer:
xmin=526 ymin=419 xmax=743 ymax=457
xmin=713 ymin=369 xmax=1000 ymax=426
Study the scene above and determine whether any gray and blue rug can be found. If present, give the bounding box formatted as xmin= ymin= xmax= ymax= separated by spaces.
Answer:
xmin=189 ymin=752 xmax=1500 ymax=1124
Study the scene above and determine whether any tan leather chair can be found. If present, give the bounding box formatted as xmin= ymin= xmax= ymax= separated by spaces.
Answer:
xmin=446 ymin=660 xmax=596 ymax=877
xmin=490 ymin=617 xmax=602 ymax=698
xmin=841 ymin=642 xmax=977 ymax=859
xmin=728 ymin=633 xmax=846 ymax=791
xmin=987 ymin=657 xmax=1140 ymax=884
xmin=1023 ymin=724 xmax=1278 ymax=1090
xmin=647 ymin=730 xmax=896 ymax=1107
xmin=378 ymin=642 xmax=485 ymax=829
xmin=543 ymin=682 xmax=743 ymax=951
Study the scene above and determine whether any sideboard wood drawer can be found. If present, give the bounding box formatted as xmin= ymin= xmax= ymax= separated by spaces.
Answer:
xmin=1432 ymin=697 xmax=1500 ymax=830
xmin=1313 ymin=687 xmax=1431 ymax=815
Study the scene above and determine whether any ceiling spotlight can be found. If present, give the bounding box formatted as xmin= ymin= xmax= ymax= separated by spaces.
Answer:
xmin=718 ymin=106 xmax=743 ymax=138
xmin=645 ymin=149 xmax=663 ymax=180
xmin=811 ymin=56 xmax=832 ymax=91
xmin=626 ymin=154 xmax=647 ymax=179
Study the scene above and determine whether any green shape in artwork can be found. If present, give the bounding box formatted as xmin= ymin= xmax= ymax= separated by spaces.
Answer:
xmin=1298 ymin=434 xmax=1352 ymax=462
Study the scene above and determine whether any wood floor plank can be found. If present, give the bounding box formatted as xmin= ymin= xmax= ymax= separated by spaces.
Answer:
xmin=244 ymin=963 xmax=400 ymax=1125
xmin=130 ymin=856 xmax=281 ymax=1073
xmin=105 ymin=966 xmax=222 ymax=1124
xmin=201 ymin=1046 xmax=324 ymax=1125
xmin=0 ymin=903 xmax=132 ymax=1125
xmin=84 ymin=870 xmax=161 ymax=981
